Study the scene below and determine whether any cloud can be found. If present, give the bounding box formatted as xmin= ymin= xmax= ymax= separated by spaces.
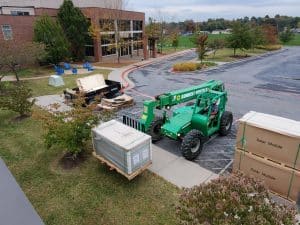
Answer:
xmin=127 ymin=0 xmax=300 ymax=21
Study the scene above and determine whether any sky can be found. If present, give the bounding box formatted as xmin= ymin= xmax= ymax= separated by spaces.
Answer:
xmin=127 ymin=0 xmax=300 ymax=22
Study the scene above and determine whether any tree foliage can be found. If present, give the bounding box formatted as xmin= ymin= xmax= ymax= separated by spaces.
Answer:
xmin=208 ymin=39 xmax=225 ymax=58
xmin=170 ymin=31 xmax=180 ymax=51
xmin=227 ymin=22 xmax=252 ymax=56
xmin=176 ymin=172 xmax=297 ymax=225
xmin=192 ymin=33 xmax=209 ymax=62
xmin=58 ymin=0 xmax=90 ymax=61
xmin=35 ymin=98 xmax=111 ymax=158
xmin=0 ymin=41 xmax=45 ymax=81
xmin=250 ymin=25 xmax=266 ymax=47
xmin=0 ymin=82 xmax=35 ymax=117
xmin=280 ymin=27 xmax=295 ymax=43
xmin=34 ymin=15 xmax=70 ymax=64
xmin=262 ymin=25 xmax=278 ymax=45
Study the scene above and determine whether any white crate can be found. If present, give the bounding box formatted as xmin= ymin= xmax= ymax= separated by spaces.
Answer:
xmin=92 ymin=120 xmax=152 ymax=177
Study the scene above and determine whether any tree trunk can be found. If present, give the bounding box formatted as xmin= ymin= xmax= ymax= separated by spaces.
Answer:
xmin=234 ymin=48 xmax=236 ymax=56
xmin=11 ymin=66 xmax=20 ymax=82
xmin=213 ymin=50 xmax=217 ymax=59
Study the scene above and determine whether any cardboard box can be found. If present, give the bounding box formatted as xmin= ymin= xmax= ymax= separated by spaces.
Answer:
xmin=236 ymin=111 xmax=300 ymax=170
xmin=233 ymin=149 xmax=300 ymax=202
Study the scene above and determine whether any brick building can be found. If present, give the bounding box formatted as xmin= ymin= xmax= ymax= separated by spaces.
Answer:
xmin=0 ymin=0 xmax=148 ymax=61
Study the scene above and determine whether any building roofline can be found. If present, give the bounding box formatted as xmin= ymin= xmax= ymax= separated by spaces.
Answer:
xmin=0 ymin=5 xmax=144 ymax=15
xmin=0 ymin=6 xmax=35 ymax=8
xmin=79 ymin=7 xmax=145 ymax=15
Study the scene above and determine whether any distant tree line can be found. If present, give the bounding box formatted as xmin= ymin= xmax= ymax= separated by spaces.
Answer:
xmin=163 ymin=15 xmax=300 ymax=34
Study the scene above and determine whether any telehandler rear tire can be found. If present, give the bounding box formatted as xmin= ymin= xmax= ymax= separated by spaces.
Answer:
xmin=219 ymin=111 xmax=233 ymax=136
xmin=181 ymin=130 xmax=204 ymax=160
xmin=148 ymin=117 xmax=164 ymax=142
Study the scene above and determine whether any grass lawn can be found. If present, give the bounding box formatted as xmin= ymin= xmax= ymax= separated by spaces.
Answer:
xmin=0 ymin=65 xmax=179 ymax=224
xmin=5 ymin=66 xmax=54 ymax=79
xmin=23 ymin=69 xmax=111 ymax=97
xmin=206 ymin=48 xmax=268 ymax=62
xmin=0 ymin=109 xmax=179 ymax=225
xmin=283 ymin=34 xmax=300 ymax=46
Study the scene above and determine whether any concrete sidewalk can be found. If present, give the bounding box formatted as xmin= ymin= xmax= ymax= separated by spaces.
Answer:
xmin=150 ymin=145 xmax=218 ymax=188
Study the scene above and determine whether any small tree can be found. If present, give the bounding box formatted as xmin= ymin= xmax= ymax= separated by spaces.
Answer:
xmin=193 ymin=33 xmax=209 ymax=62
xmin=227 ymin=22 xmax=252 ymax=56
xmin=58 ymin=0 xmax=90 ymax=61
xmin=262 ymin=24 xmax=278 ymax=45
xmin=250 ymin=25 xmax=266 ymax=48
xmin=0 ymin=41 xmax=45 ymax=81
xmin=170 ymin=32 xmax=179 ymax=51
xmin=177 ymin=172 xmax=296 ymax=225
xmin=146 ymin=18 xmax=161 ymax=58
xmin=280 ymin=27 xmax=295 ymax=43
xmin=208 ymin=39 xmax=225 ymax=58
xmin=34 ymin=15 xmax=70 ymax=64
xmin=35 ymin=98 xmax=111 ymax=159
xmin=0 ymin=82 xmax=35 ymax=118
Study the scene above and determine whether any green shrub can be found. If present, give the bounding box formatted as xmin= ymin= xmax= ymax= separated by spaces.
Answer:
xmin=256 ymin=44 xmax=282 ymax=51
xmin=176 ymin=172 xmax=296 ymax=225
xmin=35 ymin=98 xmax=111 ymax=158
xmin=0 ymin=82 xmax=35 ymax=117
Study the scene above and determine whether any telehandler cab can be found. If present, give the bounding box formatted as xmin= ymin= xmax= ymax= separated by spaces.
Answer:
xmin=123 ymin=80 xmax=233 ymax=160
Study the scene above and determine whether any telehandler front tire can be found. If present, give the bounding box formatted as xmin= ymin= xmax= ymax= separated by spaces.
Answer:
xmin=219 ymin=111 xmax=233 ymax=136
xmin=181 ymin=130 xmax=204 ymax=160
xmin=148 ymin=117 xmax=164 ymax=142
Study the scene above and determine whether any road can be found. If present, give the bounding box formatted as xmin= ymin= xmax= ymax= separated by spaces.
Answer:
xmin=121 ymin=47 xmax=300 ymax=174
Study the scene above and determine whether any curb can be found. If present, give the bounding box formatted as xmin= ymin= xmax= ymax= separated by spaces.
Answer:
xmin=198 ymin=48 xmax=288 ymax=74
xmin=168 ymin=48 xmax=288 ymax=76
xmin=120 ymin=49 xmax=195 ymax=91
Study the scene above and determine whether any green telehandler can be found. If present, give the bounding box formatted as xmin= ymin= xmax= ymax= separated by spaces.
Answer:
xmin=123 ymin=80 xmax=233 ymax=160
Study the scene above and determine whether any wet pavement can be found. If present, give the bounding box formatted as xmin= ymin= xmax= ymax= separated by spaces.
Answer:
xmin=118 ymin=47 xmax=300 ymax=174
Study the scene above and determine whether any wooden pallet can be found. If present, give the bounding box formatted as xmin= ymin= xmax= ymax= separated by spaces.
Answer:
xmin=269 ymin=190 xmax=297 ymax=205
xmin=92 ymin=152 xmax=152 ymax=180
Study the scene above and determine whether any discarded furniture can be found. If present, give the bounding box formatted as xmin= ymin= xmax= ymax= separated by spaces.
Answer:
xmin=63 ymin=74 xmax=122 ymax=104
xmin=98 ymin=94 xmax=134 ymax=110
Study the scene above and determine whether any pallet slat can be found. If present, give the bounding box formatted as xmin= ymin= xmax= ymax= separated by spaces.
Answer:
xmin=93 ymin=152 xmax=152 ymax=180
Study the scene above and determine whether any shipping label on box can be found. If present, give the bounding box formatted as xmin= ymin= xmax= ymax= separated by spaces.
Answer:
xmin=236 ymin=121 xmax=300 ymax=170
xmin=233 ymin=149 xmax=300 ymax=201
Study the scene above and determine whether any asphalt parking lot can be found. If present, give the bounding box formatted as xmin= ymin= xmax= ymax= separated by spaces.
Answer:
xmin=120 ymin=47 xmax=300 ymax=174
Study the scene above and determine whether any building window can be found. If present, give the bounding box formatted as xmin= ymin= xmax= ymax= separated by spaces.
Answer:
xmin=133 ymin=33 xmax=143 ymax=41
xmin=11 ymin=11 xmax=30 ymax=16
xmin=2 ymin=24 xmax=13 ymax=40
xmin=99 ymin=19 xmax=115 ymax=32
xmin=133 ymin=21 xmax=143 ymax=31
xmin=118 ymin=20 xmax=131 ymax=31
xmin=101 ymin=34 xmax=115 ymax=45
xmin=102 ymin=46 xmax=116 ymax=56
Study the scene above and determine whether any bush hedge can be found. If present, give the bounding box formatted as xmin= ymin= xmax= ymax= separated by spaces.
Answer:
xmin=173 ymin=61 xmax=217 ymax=72
xmin=256 ymin=45 xmax=282 ymax=51
xmin=176 ymin=172 xmax=296 ymax=225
